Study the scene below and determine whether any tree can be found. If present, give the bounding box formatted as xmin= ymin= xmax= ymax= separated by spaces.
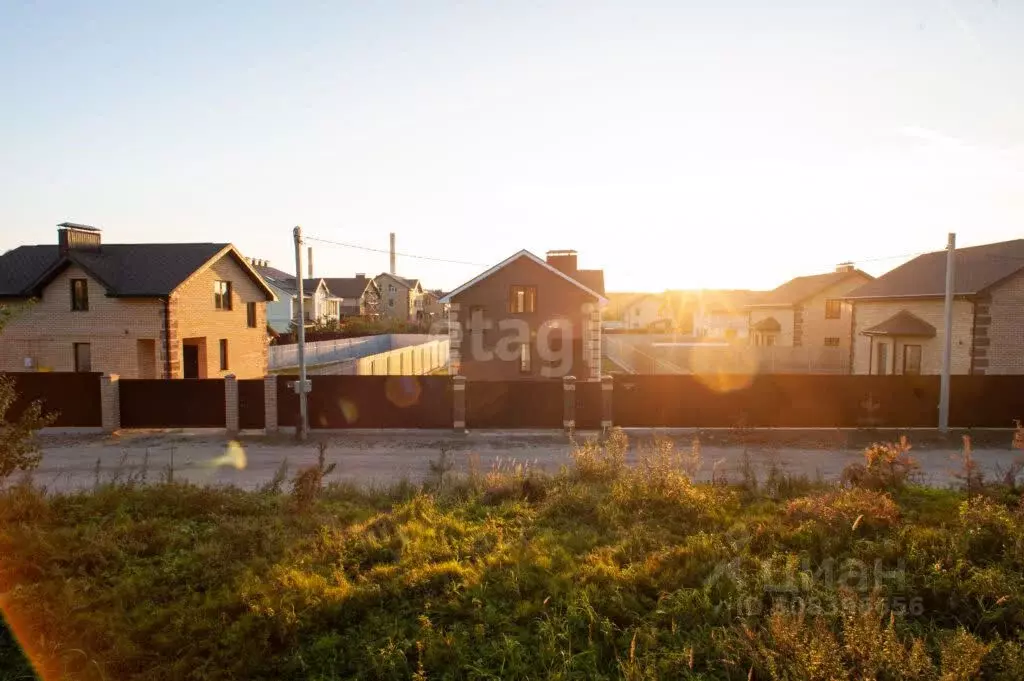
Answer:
xmin=0 ymin=302 xmax=54 ymax=482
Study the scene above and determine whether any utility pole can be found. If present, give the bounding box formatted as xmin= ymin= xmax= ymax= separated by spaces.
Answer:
xmin=293 ymin=226 xmax=310 ymax=441
xmin=939 ymin=232 xmax=956 ymax=433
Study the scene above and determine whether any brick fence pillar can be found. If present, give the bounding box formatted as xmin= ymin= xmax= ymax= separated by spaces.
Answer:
xmin=452 ymin=375 xmax=467 ymax=430
xmin=100 ymin=373 xmax=120 ymax=433
xmin=563 ymin=375 xmax=576 ymax=431
xmin=225 ymin=374 xmax=239 ymax=437
xmin=601 ymin=374 xmax=613 ymax=430
xmin=264 ymin=374 xmax=278 ymax=435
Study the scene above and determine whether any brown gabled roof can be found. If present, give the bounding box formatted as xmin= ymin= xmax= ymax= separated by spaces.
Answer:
xmin=751 ymin=316 xmax=782 ymax=332
xmin=440 ymin=250 xmax=607 ymax=304
xmin=574 ymin=269 xmax=605 ymax=296
xmin=750 ymin=269 xmax=872 ymax=307
xmin=862 ymin=310 xmax=936 ymax=337
xmin=0 ymin=243 xmax=275 ymax=299
xmin=322 ymin=276 xmax=376 ymax=299
xmin=846 ymin=239 xmax=1024 ymax=300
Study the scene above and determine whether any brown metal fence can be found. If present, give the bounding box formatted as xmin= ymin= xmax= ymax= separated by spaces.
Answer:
xmin=278 ymin=375 xmax=453 ymax=428
xmin=238 ymin=379 xmax=265 ymax=430
xmin=1 ymin=372 xmax=102 ymax=427
xmin=575 ymin=381 xmax=603 ymax=429
xmin=119 ymin=379 xmax=226 ymax=428
xmin=466 ymin=381 xmax=564 ymax=429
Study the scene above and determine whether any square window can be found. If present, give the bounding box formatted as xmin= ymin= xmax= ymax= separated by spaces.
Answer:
xmin=508 ymin=286 xmax=537 ymax=313
xmin=824 ymin=299 xmax=842 ymax=319
xmin=824 ymin=337 xmax=841 ymax=347
xmin=70 ymin=279 xmax=89 ymax=311
xmin=246 ymin=302 xmax=257 ymax=328
xmin=219 ymin=339 xmax=229 ymax=371
xmin=214 ymin=281 xmax=232 ymax=310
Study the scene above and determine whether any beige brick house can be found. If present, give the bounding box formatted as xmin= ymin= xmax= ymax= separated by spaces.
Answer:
xmin=746 ymin=264 xmax=874 ymax=351
xmin=0 ymin=223 xmax=276 ymax=378
xmin=375 ymin=273 xmax=427 ymax=322
xmin=846 ymin=239 xmax=1024 ymax=375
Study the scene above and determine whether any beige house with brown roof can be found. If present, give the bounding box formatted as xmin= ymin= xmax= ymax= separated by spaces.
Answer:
xmin=0 ymin=223 xmax=276 ymax=379
xmin=375 ymin=273 xmax=427 ymax=322
xmin=846 ymin=238 xmax=1024 ymax=375
xmin=747 ymin=264 xmax=874 ymax=352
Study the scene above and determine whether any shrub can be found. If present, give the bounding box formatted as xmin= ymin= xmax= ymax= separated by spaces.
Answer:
xmin=0 ymin=373 xmax=55 ymax=483
xmin=292 ymin=441 xmax=336 ymax=511
xmin=786 ymin=487 xmax=901 ymax=532
xmin=842 ymin=436 xmax=920 ymax=491
xmin=571 ymin=427 xmax=627 ymax=482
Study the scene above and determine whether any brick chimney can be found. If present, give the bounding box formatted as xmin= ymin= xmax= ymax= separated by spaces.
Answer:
xmin=58 ymin=222 xmax=101 ymax=256
xmin=546 ymin=249 xmax=578 ymax=275
xmin=835 ymin=262 xmax=855 ymax=273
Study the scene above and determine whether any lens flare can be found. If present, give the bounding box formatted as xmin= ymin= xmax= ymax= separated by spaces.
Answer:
xmin=385 ymin=376 xmax=421 ymax=408
xmin=339 ymin=398 xmax=359 ymax=424
xmin=209 ymin=440 xmax=247 ymax=470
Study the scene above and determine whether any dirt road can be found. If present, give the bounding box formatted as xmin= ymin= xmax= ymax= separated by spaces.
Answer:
xmin=26 ymin=429 xmax=1024 ymax=492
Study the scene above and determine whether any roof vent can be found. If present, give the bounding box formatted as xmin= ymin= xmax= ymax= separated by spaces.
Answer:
xmin=836 ymin=262 xmax=855 ymax=273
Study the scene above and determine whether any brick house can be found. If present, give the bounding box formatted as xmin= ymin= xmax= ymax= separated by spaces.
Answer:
xmin=622 ymin=294 xmax=670 ymax=330
xmin=845 ymin=239 xmax=1024 ymax=375
xmin=322 ymin=275 xmax=381 ymax=318
xmin=441 ymin=249 xmax=606 ymax=380
xmin=746 ymin=264 xmax=873 ymax=351
xmin=253 ymin=262 xmax=341 ymax=332
xmin=0 ymin=223 xmax=276 ymax=378
xmin=375 ymin=273 xmax=426 ymax=321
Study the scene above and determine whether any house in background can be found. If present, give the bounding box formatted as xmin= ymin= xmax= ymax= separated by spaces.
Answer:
xmin=375 ymin=273 xmax=426 ymax=321
xmin=693 ymin=290 xmax=761 ymax=340
xmin=846 ymin=239 xmax=1024 ymax=375
xmin=254 ymin=262 xmax=341 ymax=332
xmin=422 ymin=289 xmax=448 ymax=321
xmin=441 ymin=249 xmax=607 ymax=380
xmin=322 ymin=274 xmax=381 ymax=318
xmin=622 ymin=293 xmax=670 ymax=330
xmin=0 ymin=223 xmax=275 ymax=378
xmin=746 ymin=264 xmax=873 ymax=350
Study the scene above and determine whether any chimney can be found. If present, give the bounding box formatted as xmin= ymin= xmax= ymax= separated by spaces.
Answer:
xmin=836 ymin=262 xmax=855 ymax=273
xmin=389 ymin=233 xmax=396 ymax=275
xmin=307 ymin=246 xmax=313 ymax=279
xmin=355 ymin=273 xmax=366 ymax=279
xmin=57 ymin=222 xmax=101 ymax=256
xmin=545 ymin=249 xmax=578 ymax=275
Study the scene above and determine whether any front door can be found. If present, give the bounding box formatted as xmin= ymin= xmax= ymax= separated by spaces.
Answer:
xmin=183 ymin=344 xmax=200 ymax=379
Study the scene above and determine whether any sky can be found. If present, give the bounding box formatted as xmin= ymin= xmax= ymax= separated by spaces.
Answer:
xmin=1 ymin=1 xmax=1022 ymax=293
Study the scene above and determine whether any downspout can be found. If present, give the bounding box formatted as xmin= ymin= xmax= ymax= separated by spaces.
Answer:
xmin=868 ymin=336 xmax=873 ymax=375
xmin=163 ymin=297 xmax=172 ymax=378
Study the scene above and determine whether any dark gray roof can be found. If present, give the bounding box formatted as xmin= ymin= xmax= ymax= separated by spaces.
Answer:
xmin=322 ymin=276 xmax=375 ymax=299
xmin=0 ymin=243 xmax=270 ymax=298
xmin=750 ymin=270 xmax=872 ymax=307
xmin=752 ymin=316 xmax=782 ymax=332
xmin=846 ymin=239 xmax=1024 ymax=299
xmin=862 ymin=310 xmax=936 ymax=337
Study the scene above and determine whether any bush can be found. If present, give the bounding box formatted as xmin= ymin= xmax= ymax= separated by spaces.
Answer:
xmin=842 ymin=436 xmax=920 ymax=491
xmin=786 ymin=487 xmax=901 ymax=532
xmin=0 ymin=373 xmax=55 ymax=483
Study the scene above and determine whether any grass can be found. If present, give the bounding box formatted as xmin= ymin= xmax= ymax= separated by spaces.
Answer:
xmin=1 ymin=431 xmax=1024 ymax=680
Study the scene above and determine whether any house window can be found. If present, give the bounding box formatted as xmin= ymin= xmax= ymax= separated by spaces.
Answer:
xmin=824 ymin=299 xmax=842 ymax=319
xmin=824 ymin=337 xmax=841 ymax=347
xmin=876 ymin=342 xmax=889 ymax=375
xmin=520 ymin=344 xmax=531 ymax=373
xmin=246 ymin=302 xmax=257 ymax=328
xmin=468 ymin=305 xmax=486 ymax=331
xmin=903 ymin=344 xmax=922 ymax=375
xmin=388 ymin=299 xmax=395 ymax=308
xmin=762 ymin=334 xmax=776 ymax=347
xmin=508 ymin=286 xmax=537 ymax=314
xmin=214 ymin=281 xmax=232 ymax=310
xmin=389 ymin=284 xmax=396 ymax=293
xmin=73 ymin=343 xmax=91 ymax=372
xmin=219 ymin=339 xmax=229 ymax=371
xmin=70 ymin=279 xmax=89 ymax=311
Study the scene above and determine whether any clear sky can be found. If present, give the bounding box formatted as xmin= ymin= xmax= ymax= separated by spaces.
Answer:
xmin=2 ymin=1 xmax=1022 ymax=293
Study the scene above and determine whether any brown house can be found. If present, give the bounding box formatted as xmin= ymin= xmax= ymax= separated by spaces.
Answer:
xmin=321 ymin=275 xmax=381 ymax=318
xmin=0 ymin=223 xmax=276 ymax=378
xmin=441 ymin=249 xmax=606 ymax=380
xmin=846 ymin=238 xmax=1024 ymax=375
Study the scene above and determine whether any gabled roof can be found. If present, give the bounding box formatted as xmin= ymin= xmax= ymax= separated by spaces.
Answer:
xmin=751 ymin=316 xmax=782 ymax=332
xmin=439 ymin=249 xmax=608 ymax=304
xmin=750 ymin=269 xmax=872 ymax=308
xmin=574 ymin=270 xmax=605 ymax=296
xmin=846 ymin=239 xmax=1024 ymax=300
xmin=375 ymin=272 xmax=422 ymax=291
xmin=253 ymin=265 xmax=332 ymax=297
xmin=862 ymin=310 xmax=937 ymax=337
xmin=0 ymin=243 xmax=275 ymax=299
xmin=322 ymin=276 xmax=377 ymax=299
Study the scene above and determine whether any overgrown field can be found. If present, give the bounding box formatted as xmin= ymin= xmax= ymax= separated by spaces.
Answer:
xmin=2 ymin=432 xmax=1024 ymax=680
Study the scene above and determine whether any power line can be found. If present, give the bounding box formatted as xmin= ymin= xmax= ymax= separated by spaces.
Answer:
xmin=303 ymin=234 xmax=490 ymax=268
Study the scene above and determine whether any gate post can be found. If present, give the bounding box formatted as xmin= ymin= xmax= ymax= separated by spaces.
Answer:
xmin=452 ymin=375 xmax=467 ymax=430
xmin=225 ymin=374 xmax=239 ymax=437
xmin=100 ymin=373 xmax=121 ymax=433
xmin=563 ymin=375 xmax=576 ymax=431
xmin=264 ymin=374 xmax=278 ymax=435
xmin=601 ymin=374 xmax=614 ymax=430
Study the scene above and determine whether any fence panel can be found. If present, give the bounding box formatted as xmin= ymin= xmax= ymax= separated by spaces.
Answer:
xmin=313 ymin=375 xmax=452 ymax=428
xmin=950 ymin=375 xmax=1024 ymax=428
xmin=120 ymin=379 xmax=226 ymax=428
xmin=1 ymin=372 xmax=102 ymax=427
xmin=277 ymin=375 xmax=299 ymax=427
xmin=466 ymin=381 xmax=564 ymax=428
xmin=575 ymin=381 xmax=604 ymax=429
xmin=238 ymin=379 xmax=265 ymax=430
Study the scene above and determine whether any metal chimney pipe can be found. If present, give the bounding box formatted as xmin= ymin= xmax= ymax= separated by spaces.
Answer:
xmin=390 ymin=232 xmax=396 ymax=274
xmin=307 ymin=247 xmax=313 ymax=279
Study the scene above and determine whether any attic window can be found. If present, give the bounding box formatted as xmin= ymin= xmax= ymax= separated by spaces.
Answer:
xmin=214 ymin=281 xmax=232 ymax=310
xmin=508 ymin=286 xmax=537 ymax=314
xmin=824 ymin=299 xmax=842 ymax=319
xmin=70 ymin=279 xmax=89 ymax=311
